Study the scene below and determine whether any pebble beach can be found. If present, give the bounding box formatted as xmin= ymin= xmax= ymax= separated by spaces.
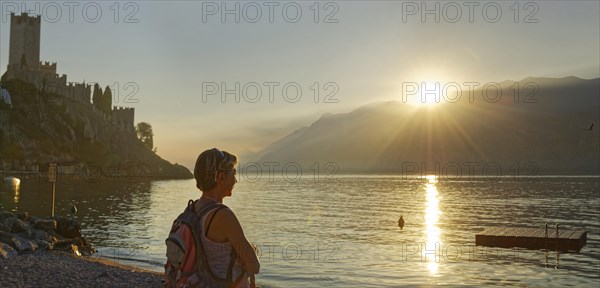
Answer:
xmin=0 ymin=250 xmax=163 ymax=288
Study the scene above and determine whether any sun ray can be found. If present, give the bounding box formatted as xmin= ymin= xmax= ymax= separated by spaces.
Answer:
xmin=364 ymin=103 xmax=421 ymax=169
xmin=436 ymin=106 xmax=490 ymax=162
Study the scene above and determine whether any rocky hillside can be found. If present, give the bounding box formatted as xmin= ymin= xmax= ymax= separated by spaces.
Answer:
xmin=0 ymin=79 xmax=191 ymax=179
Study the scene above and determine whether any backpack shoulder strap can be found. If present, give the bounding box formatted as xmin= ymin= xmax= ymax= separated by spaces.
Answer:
xmin=195 ymin=202 xmax=227 ymax=219
xmin=205 ymin=206 xmax=227 ymax=237
xmin=177 ymin=200 xmax=225 ymax=222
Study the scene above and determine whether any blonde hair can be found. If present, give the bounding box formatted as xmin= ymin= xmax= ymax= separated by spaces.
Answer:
xmin=194 ymin=148 xmax=237 ymax=191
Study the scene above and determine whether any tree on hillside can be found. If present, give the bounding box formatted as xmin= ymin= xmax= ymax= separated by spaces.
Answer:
xmin=92 ymin=84 xmax=102 ymax=111
xmin=101 ymin=86 xmax=113 ymax=117
xmin=136 ymin=122 xmax=154 ymax=151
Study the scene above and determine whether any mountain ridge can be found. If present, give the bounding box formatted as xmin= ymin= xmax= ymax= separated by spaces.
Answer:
xmin=247 ymin=76 xmax=600 ymax=175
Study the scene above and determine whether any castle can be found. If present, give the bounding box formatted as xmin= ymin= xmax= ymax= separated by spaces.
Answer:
xmin=3 ymin=13 xmax=135 ymax=132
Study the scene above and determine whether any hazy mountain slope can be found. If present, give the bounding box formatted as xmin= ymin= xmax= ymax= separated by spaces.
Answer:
xmin=253 ymin=77 xmax=599 ymax=175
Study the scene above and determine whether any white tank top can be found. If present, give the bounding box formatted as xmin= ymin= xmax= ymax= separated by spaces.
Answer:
xmin=200 ymin=207 xmax=249 ymax=288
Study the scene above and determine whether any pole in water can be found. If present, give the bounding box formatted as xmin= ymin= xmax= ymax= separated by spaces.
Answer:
xmin=398 ymin=215 xmax=405 ymax=230
xmin=51 ymin=182 xmax=55 ymax=217
xmin=48 ymin=162 xmax=58 ymax=217
xmin=544 ymin=223 xmax=548 ymax=267
xmin=555 ymin=223 xmax=559 ymax=268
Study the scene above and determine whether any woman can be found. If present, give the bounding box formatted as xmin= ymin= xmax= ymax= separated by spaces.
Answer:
xmin=193 ymin=148 xmax=260 ymax=287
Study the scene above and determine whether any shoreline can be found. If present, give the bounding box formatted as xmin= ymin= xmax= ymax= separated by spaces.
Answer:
xmin=84 ymin=254 xmax=164 ymax=275
xmin=0 ymin=250 xmax=163 ymax=287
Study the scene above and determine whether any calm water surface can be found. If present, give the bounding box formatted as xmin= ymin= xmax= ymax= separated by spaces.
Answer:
xmin=1 ymin=175 xmax=599 ymax=287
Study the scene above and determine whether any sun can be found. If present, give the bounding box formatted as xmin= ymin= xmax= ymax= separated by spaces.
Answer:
xmin=402 ymin=81 xmax=443 ymax=107
xmin=419 ymin=81 xmax=442 ymax=106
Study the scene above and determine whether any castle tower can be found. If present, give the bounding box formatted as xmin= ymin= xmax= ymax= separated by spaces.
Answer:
xmin=8 ymin=13 xmax=41 ymax=70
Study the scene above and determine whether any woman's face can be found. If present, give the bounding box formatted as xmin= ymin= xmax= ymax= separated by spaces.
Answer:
xmin=220 ymin=168 xmax=237 ymax=197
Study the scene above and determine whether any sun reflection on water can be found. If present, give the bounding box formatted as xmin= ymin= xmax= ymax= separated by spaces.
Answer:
xmin=424 ymin=175 xmax=441 ymax=275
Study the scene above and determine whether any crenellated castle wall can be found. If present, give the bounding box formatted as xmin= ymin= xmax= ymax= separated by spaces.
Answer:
xmin=38 ymin=61 xmax=57 ymax=80
xmin=65 ymin=82 xmax=91 ymax=104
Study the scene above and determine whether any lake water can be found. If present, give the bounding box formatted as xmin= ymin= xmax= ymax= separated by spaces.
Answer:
xmin=1 ymin=175 xmax=599 ymax=287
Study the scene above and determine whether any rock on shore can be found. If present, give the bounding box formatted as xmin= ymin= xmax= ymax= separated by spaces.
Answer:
xmin=0 ymin=211 xmax=94 ymax=259
xmin=0 ymin=210 xmax=163 ymax=287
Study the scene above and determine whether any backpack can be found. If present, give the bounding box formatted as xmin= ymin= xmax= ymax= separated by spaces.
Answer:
xmin=164 ymin=199 xmax=247 ymax=288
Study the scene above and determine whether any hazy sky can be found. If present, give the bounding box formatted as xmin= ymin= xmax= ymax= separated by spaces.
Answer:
xmin=1 ymin=1 xmax=599 ymax=169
